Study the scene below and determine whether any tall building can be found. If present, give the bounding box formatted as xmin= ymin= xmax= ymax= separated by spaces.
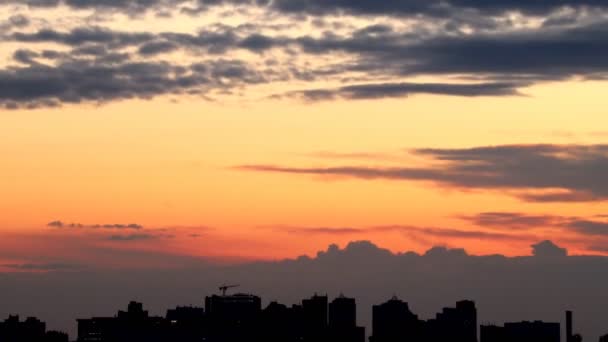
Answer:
xmin=302 ymin=294 xmax=329 ymax=342
xmin=330 ymin=295 xmax=356 ymax=328
xmin=205 ymin=293 xmax=262 ymax=342
xmin=302 ymin=294 xmax=328 ymax=329
xmin=329 ymin=295 xmax=365 ymax=342
xmin=371 ymin=297 xmax=421 ymax=342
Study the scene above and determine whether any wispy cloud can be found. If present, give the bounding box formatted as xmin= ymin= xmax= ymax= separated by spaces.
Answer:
xmin=48 ymin=221 xmax=143 ymax=229
xmin=237 ymin=144 xmax=608 ymax=203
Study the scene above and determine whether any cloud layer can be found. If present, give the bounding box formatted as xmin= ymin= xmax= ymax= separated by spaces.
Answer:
xmin=238 ymin=144 xmax=608 ymax=203
xmin=1 ymin=0 xmax=608 ymax=108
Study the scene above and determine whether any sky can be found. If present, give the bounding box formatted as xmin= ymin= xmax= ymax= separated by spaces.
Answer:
xmin=2 ymin=0 xmax=608 ymax=339
xmin=2 ymin=0 xmax=608 ymax=266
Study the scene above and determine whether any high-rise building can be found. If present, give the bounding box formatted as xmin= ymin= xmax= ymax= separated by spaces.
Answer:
xmin=330 ymin=295 xmax=356 ymax=328
xmin=302 ymin=294 xmax=328 ymax=329
xmin=302 ymin=294 xmax=329 ymax=342
xmin=205 ymin=293 xmax=262 ymax=342
xmin=371 ymin=297 xmax=421 ymax=342
xmin=329 ymin=295 xmax=365 ymax=342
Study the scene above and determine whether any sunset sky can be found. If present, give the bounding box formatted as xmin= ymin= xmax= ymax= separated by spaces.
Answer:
xmin=2 ymin=0 xmax=608 ymax=272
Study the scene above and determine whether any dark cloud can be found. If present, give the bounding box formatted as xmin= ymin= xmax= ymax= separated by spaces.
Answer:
xmin=270 ymin=0 xmax=608 ymax=17
xmin=531 ymin=240 xmax=568 ymax=257
xmin=568 ymin=220 xmax=608 ymax=236
xmin=2 ymin=17 xmax=608 ymax=107
xmin=460 ymin=212 xmax=608 ymax=240
xmin=48 ymin=221 xmax=143 ymax=229
xmin=460 ymin=212 xmax=561 ymax=230
xmin=8 ymin=26 xmax=276 ymax=55
xmin=47 ymin=220 xmax=64 ymax=228
xmin=11 ymin=27 xmax=155 ymax=47
xmin=0 ymin=54 xmax=263 ymax=108
xmin=8 ymin=0 xmax=608 ymax=18
xmin=237 ymin=144 xmax=608 ymax=203
xmin=1 ymin=2 xmax=607 ymax=108
xmin=282 ymin=226 xmax=367 ymax=235
xmin=138 ymin=40 xmax=178 ymax=55
xmin=106 ymin=234 xmax=155 ymax=241
xmin=283 ymin=81 xmax=523 ymax=101
xmin=294 ymin=20 xmax=608 ymax=81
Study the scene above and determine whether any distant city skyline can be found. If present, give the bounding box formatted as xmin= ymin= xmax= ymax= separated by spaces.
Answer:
xmin=2 ymin=291 xmax=593 ymax=342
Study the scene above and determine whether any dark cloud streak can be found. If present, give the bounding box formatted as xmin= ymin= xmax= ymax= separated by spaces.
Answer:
xmin=237 ymin=144 xmax=608 ymax=203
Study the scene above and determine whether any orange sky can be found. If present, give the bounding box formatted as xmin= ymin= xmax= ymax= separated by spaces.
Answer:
xmin=1 ymin=2 xmax=608 ymax=270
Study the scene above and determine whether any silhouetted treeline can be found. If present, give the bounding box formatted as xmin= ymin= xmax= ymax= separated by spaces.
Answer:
xmin=2 ymin=291 xmax=604 ymax=342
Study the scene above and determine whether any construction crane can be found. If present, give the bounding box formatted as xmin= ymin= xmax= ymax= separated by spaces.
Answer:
xmin=219 ymin=284 xmax=239 ymax=296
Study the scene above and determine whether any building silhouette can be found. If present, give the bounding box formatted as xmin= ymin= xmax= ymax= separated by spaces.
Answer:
xmin=165 ymin=306 xmax=206 ymax=342
xmin=370 ymin=296 xmax=421 ymax=342
xmin=426 ymin=300 xmax=477 ymax=342
xmin=0 ymin=315 xmax=68 ymax=342
xmin=328 ymin=295 xmax=365 ymax=342
xmin=565 ymin=310 xmax=584 ymax=342
xmin=77 ymin=301 xmax=169 ymax=342
xmin=370 ymin=297 xmax=477 ymax=342
xmin=205 ymin=293 xmax=262 ymax=342
xmin=301 ymin=293 xmax=328 ymax=341
xmin=480 ymin=321 xmax=560 ymax=342
xmin=4 ymin=291 xmax=602 ymax=342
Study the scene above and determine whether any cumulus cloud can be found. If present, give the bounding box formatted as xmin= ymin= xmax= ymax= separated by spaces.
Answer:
xmin=4 ymin=239 xmax=608 ymax=340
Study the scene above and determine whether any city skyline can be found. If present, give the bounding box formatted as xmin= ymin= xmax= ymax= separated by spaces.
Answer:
xmin=1 ymin=292 xmax=592 ymax=342
xmin=3 ymin=240 xmax=608 ymax=340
